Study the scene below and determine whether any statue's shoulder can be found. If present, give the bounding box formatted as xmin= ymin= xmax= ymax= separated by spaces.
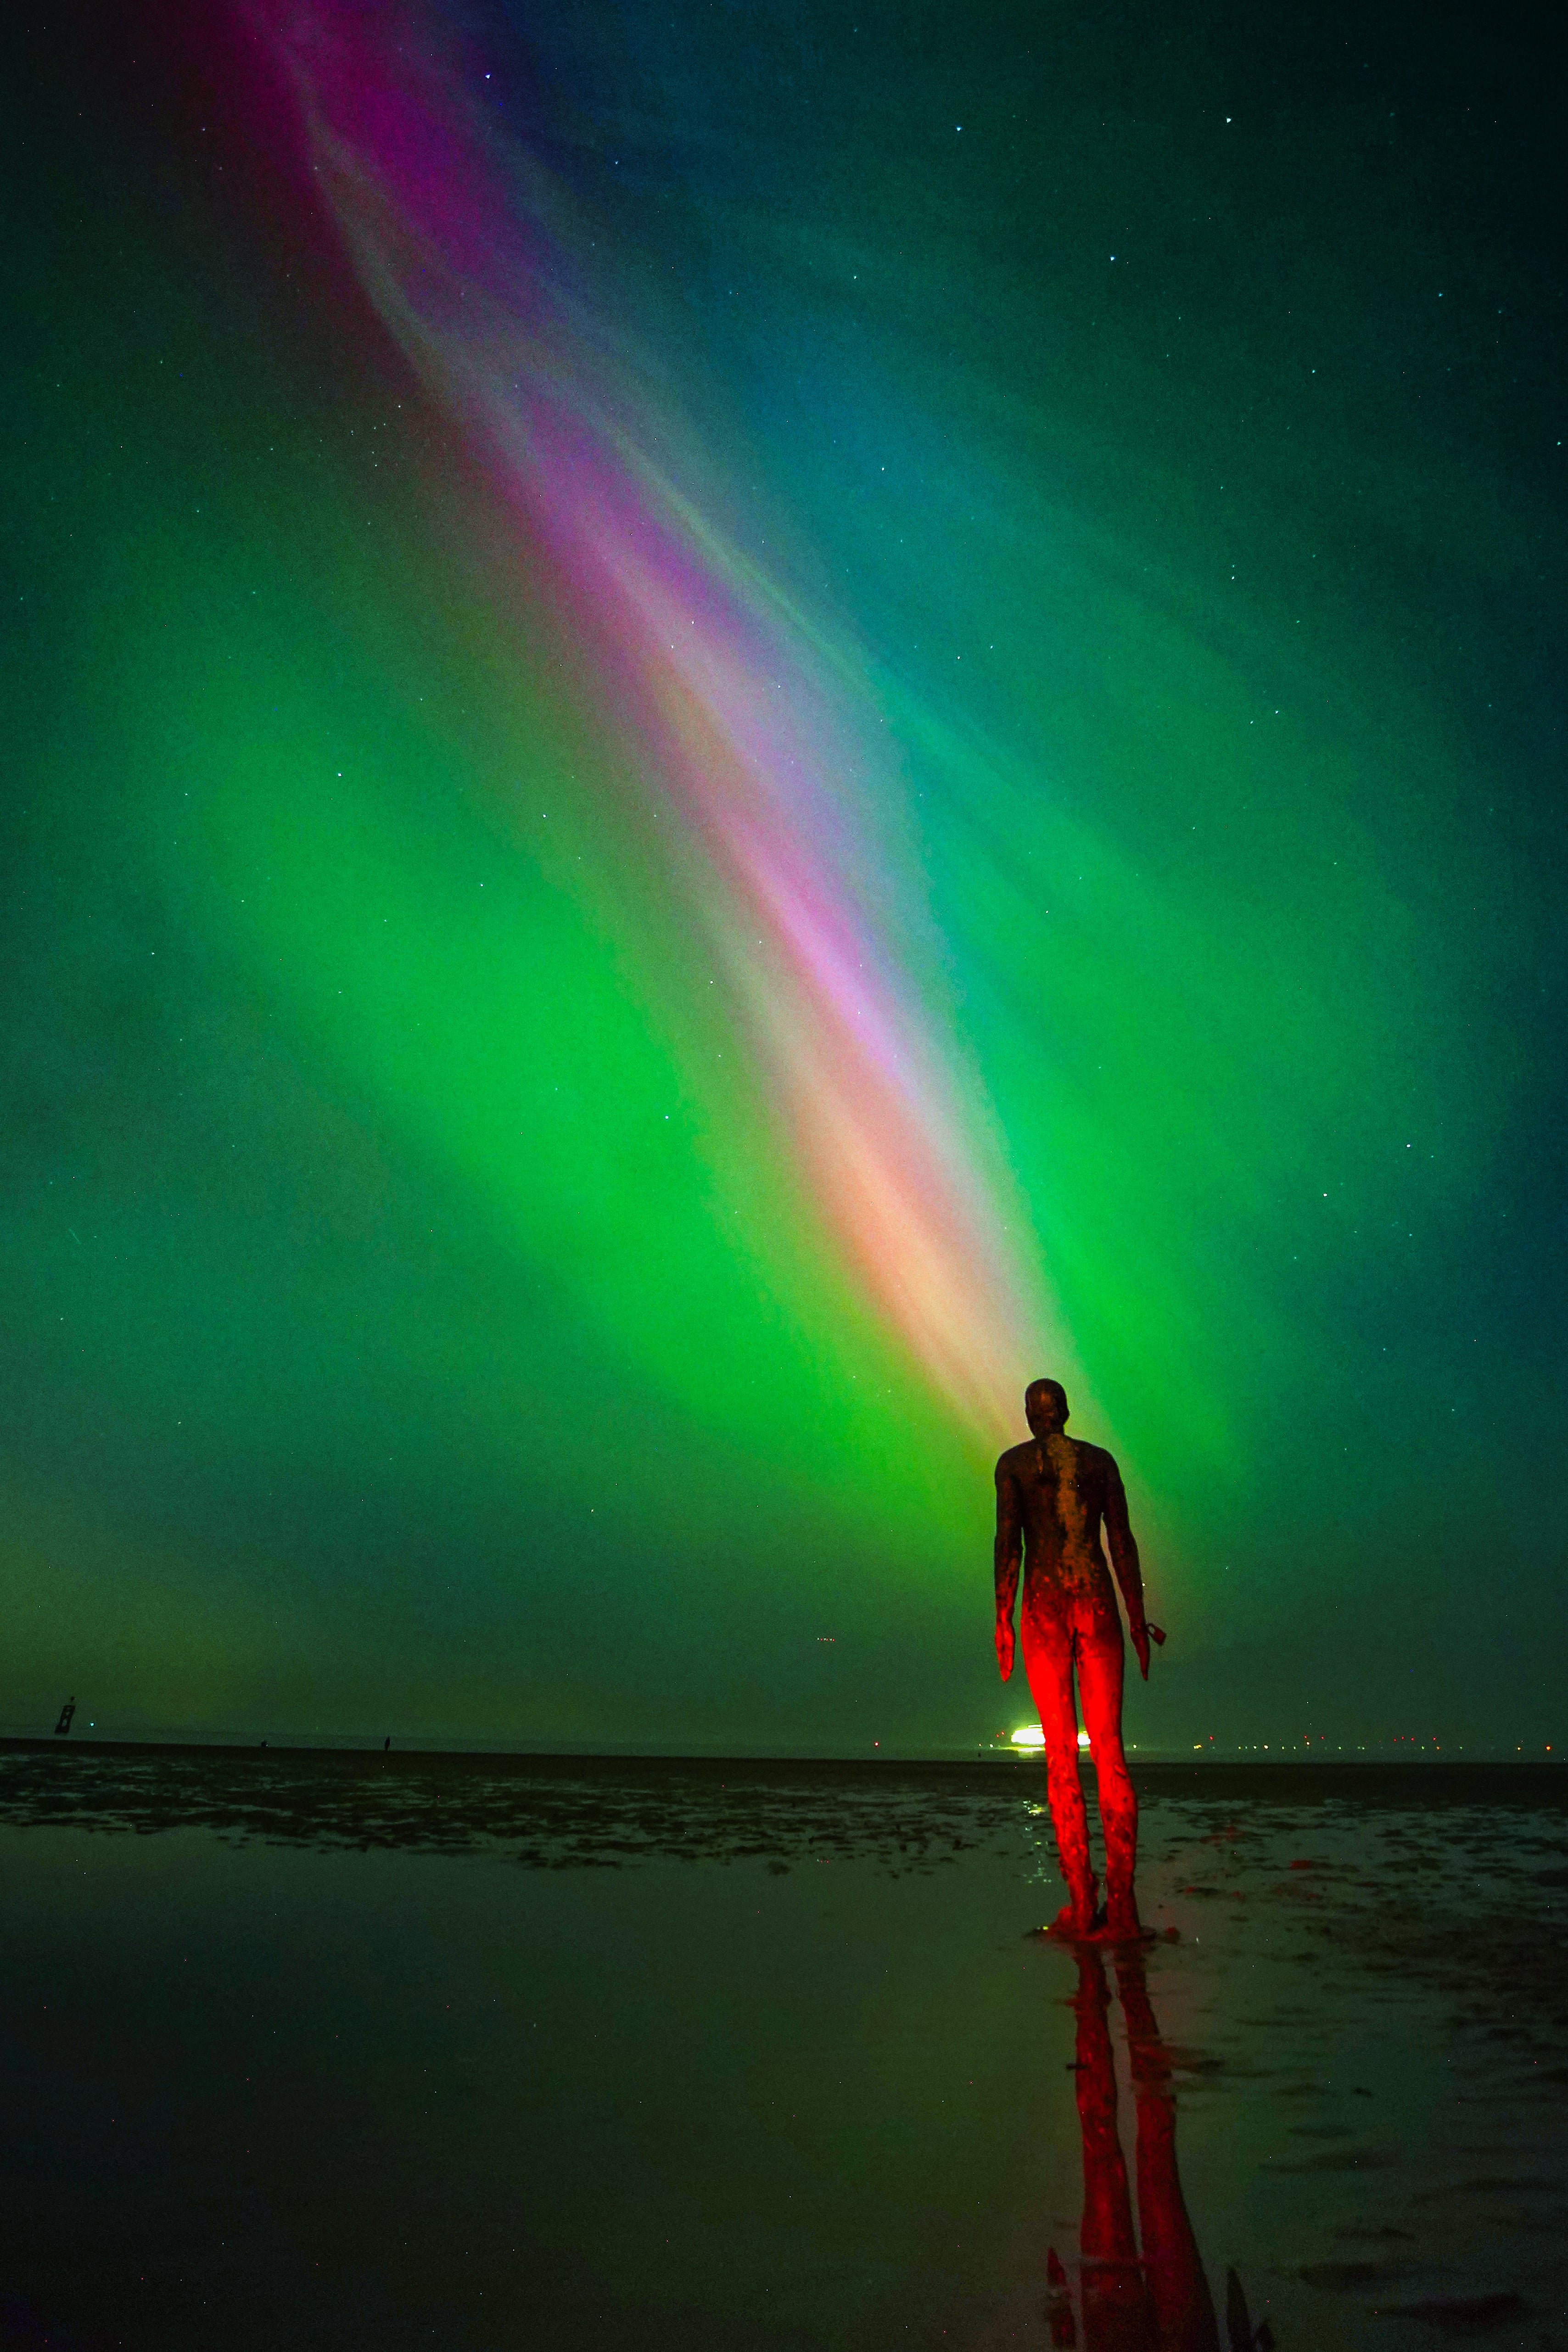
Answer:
xmin=1072 ymin=1437 xmax=1118 ymax=1478
xmin=995 ymin=1439 xmax=1036 ymax=1480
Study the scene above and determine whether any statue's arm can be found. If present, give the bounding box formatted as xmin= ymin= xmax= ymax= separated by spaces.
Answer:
xmin=1104 ymin=1456 xmax=1163 ymax=1678
xmin=1103 ymin=1456 xmax=1145 ymax=1627
xmin=994 ymin=1460 xmax=1023 ymax=1623
xmin=994 ymin=1460 xmax=1022 ymax=1683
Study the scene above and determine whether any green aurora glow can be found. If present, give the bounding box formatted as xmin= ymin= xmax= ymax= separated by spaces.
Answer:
xmin=2 ymin=1 xmax=1563 ymax=1751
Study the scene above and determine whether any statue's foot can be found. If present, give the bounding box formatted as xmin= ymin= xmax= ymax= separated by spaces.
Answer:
xmin=1042 ymin=1897 xmax=1100 ymax=1940
xmin=1103 ymin=1902 xmax=1154 ymax=1944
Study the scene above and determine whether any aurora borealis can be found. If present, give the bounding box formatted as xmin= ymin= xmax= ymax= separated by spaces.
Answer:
xmin=3 ymin=0 xmax=1563 ymax=1751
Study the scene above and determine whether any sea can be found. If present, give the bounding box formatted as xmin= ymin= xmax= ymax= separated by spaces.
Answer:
xmin=1 ymin=1746 xmax=1563 ymax=2349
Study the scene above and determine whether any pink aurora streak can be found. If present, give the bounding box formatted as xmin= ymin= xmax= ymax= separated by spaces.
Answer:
xmin=260 ymin=3 xmax=1056 ymax=1437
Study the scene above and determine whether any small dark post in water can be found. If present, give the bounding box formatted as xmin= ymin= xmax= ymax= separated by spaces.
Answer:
xmin=384 ymin=1736 xmax=392 ymax=1752
xmin=53 ymin=1697 xmax=76 ymax=1737
xmin=1226 ymin=2268 xmax=1274 ymax=2351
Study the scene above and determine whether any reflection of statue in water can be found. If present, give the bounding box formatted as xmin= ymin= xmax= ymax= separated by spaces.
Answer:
xmin=994 ymin=1381 xmax=1163 ymax=1938
xmin=1043 ymin=1945 xmax=1275 ymax=2352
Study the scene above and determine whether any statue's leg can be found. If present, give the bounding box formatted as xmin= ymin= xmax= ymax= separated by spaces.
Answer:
xmin=1080 ymin=1616 xmax=1140 ymax=1936
xmin=1022 ymin=1612 xmax=1096 ymax=1929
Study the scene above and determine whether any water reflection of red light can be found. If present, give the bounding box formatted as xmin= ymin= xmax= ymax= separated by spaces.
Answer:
xmin=1043 ymin=1944 xmax=1273 ymax=2350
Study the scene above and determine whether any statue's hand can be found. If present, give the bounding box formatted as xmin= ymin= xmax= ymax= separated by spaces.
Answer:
xmin=995 ymin=1616 xmax=1015 ymax=1682
xmin=1131 ymin=1619 xmax=1166 ymax=1681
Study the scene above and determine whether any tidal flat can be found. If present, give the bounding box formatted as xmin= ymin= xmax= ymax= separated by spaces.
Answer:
xmin=1 ymin=1750 xmax=1563 ymax=2349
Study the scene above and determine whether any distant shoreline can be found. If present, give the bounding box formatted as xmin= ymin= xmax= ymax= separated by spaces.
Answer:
xmin=1 ymin=1734 xmax=1561 ymax=1783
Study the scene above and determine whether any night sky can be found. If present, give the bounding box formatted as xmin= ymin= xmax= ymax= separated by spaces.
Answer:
xmin=4 ymin=1 xmax=1563 ymax=1754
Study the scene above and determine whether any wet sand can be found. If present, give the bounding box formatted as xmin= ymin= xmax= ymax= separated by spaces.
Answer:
xmin=1 ymin=1749 xmax=1563 ymax=2348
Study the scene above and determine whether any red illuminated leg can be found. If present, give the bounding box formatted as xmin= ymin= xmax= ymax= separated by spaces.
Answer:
xmin=1023 ymin=1613 xmax=1097 ymax=1932
xmin=1078 ymin=1621 xmax=1140 ymax=1938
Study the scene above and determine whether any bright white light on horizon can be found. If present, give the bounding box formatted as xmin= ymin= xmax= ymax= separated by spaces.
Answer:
xmin=1009 ymin=1725 xmax=1092 ymax=1750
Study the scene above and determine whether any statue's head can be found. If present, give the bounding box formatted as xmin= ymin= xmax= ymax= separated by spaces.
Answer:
xmin=1025 ymin=1378 xmax=1069 ymax=1436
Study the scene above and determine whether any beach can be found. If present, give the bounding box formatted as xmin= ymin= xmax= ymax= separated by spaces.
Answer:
xmin=2 ymin=1750 xmax=1563 ymax=2349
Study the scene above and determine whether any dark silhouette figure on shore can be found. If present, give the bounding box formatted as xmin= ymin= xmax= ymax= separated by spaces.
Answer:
xmin=1042 ymin=1943 xmax=1250 ymax=2351
xmin=995 ymin=1380 xmax=1163 ymax=1938
xmin=52 ymin=1697 xmax=76 ymax=1737
xmin=384 ymin=1737 xmax=392 ymax=1753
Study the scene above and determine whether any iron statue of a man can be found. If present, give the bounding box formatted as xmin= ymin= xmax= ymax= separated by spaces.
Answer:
xmin=995 ymin=1378 xmax=1163 ymax=1938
